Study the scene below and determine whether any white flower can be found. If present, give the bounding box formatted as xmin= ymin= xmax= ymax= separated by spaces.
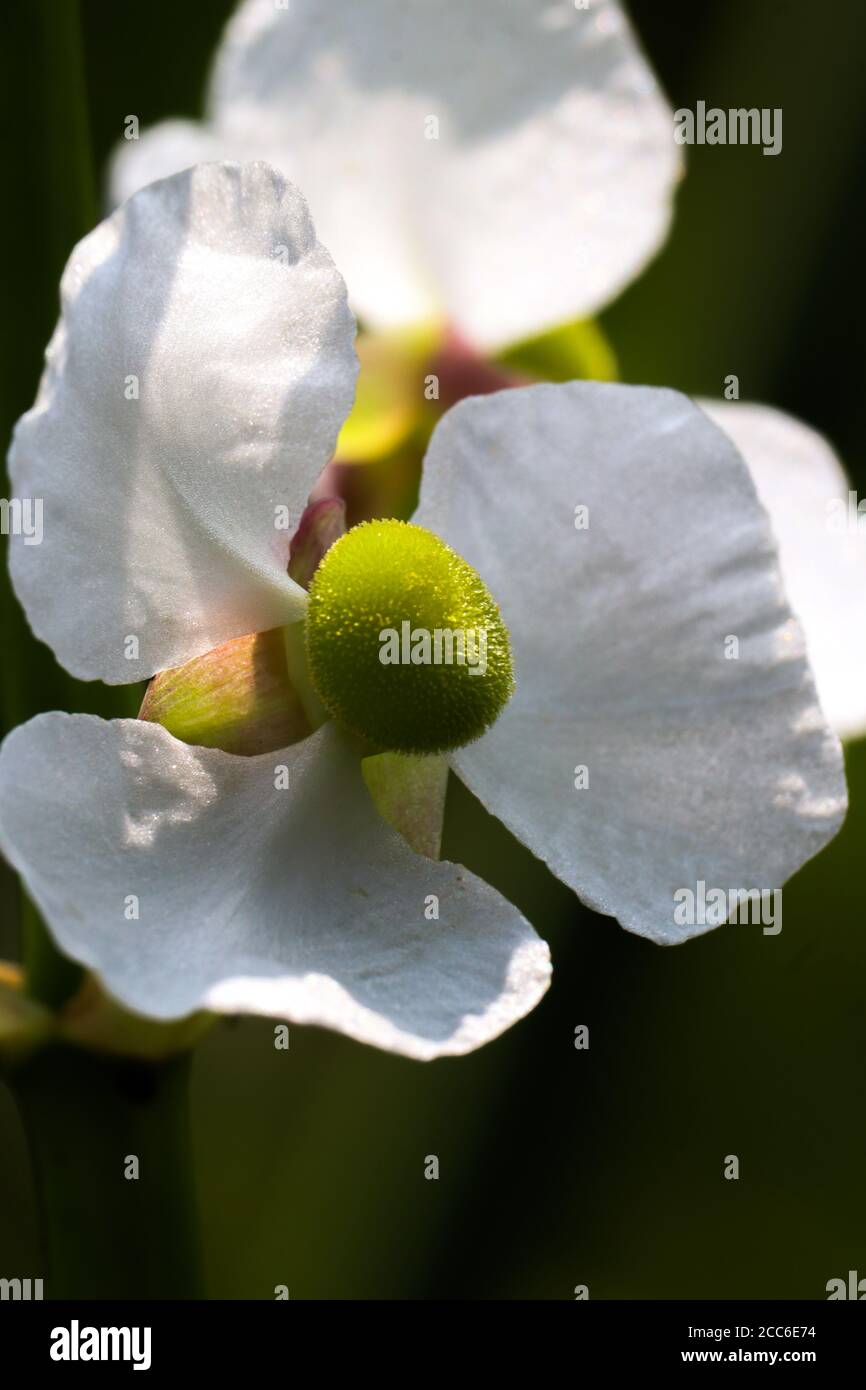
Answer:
xmin=106 ymin=0 xmax=866 ymax=741
xmin=108 ymin=0 xmax=682 ymax=351
xmin=0 ymin=164 xmax=847 ymax=1059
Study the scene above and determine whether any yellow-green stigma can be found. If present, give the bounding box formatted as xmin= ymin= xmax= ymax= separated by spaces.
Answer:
xmin=305 ymin=519 xmax=515 ymax=755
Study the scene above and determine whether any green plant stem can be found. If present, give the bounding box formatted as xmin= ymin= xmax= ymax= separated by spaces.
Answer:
xmin=1 ymin=1 xmax=93 ymax=1005
xmin=11 ymin=1044 xmax=203 ymax=1299
xmin=21 ymin=898 xmax=83 ymax=1010
xmin=0 ymin=3 xmax=203 ymax=1301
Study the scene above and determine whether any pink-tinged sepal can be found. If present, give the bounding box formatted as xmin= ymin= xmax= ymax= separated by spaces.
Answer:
xmin=139 ymin=629 xmax=310 ymax=756
xmin=288 ymin=496 xmax=347 ymax=589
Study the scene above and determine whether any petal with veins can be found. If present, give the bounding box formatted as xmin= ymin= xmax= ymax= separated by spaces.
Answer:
xmin=9 ymin=162 xmax=357 ymax=684
xmin=0 ymin=716 xmax=550 ymax=1059
xmin=414 ymin=383 xmax=847 ymax=944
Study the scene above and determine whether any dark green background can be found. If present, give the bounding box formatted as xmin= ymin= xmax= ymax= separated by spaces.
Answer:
xmin=0 ymin=0 xmax=863 ymax=1297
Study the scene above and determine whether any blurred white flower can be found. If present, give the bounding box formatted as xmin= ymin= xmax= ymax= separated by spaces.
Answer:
xmin=108 ymin=0 xmax=682 ymax=350
xmin=699 ymin=402 xmax=866 ymax=741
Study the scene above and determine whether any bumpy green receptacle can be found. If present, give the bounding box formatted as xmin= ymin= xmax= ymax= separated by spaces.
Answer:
xmin=305 ymin=519 xmax=514 ymax=755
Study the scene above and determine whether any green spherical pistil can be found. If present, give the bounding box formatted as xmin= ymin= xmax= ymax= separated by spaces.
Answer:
xmin=305 ymin=519 xmax=514 ymax=755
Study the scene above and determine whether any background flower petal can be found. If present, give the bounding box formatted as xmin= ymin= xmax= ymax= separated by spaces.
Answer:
xmin=0 ymin=715 xmax=550 ymax=1059
xmin=110 ymin=0 xmax=682 ymax=349
xmin=9 ymin=162 xmax=358 ymax=683
xmin=414 ymin=382 xmax=847 ymax=943
xmin=699 ymin=400 xmax=866 ymax=740
xmin=107 ymin=119 xmax=226 ymax=207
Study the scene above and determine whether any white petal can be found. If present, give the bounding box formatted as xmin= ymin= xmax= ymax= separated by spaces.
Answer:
xmin=110 ymin=0 xmax=681 ymax=349
xmin=107 ymin=119 xmax=226 ymax=208
xmin=9 ymin=162 xmax=357 ymax=683
xmin=698 ymin=400 xmax=866 ymax=740
xmin=414 ymin=383 xmax=846 ymax=944
xmin=0 ymin=716 xmax=550 ymax=1059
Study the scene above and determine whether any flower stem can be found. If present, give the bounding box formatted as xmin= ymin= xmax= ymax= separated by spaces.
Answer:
xmin=21 ymin=897 xmax=83 ymax=1010
xmin=1 ymin=0 xmax=123 ymax=1010
xmin=1 ymin=2 xmax=203 ymax=1302
xmin=10 ymin=1044 xmax=204 ymax=1299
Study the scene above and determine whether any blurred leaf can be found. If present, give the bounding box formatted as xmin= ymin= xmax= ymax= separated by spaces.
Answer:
xmin=0 ymin=972 xmax=55 ymax=1067
xmin=606 ymin=0 xmax=866 ymax=472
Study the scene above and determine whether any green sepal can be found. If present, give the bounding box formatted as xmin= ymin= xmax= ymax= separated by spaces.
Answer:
xmin=362 ymin=752 xmax=450 ymax=860
xmin=139 ymin=628 xmax=311 ymax=756
xmin=497 ymin=316 xmax=618 ymax=384
xmin=335 ymin=323 xmax=442 ymax=463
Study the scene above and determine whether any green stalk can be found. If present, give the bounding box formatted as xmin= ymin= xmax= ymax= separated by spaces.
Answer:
xmin=0 ymin=1 xmax=134 ymax=1004
xmin=20 ymin=898 xmax=82 ymax=1011
xmin=11 ymin=1045 xmax=203 ymax=1299
xmin=2 ymin=4 xmax=204 ymax=1301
